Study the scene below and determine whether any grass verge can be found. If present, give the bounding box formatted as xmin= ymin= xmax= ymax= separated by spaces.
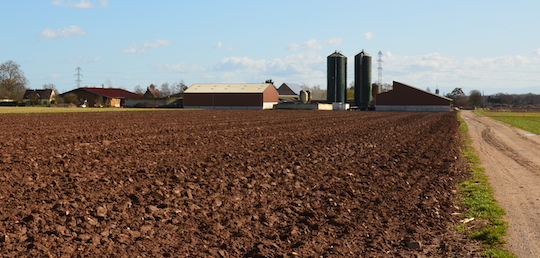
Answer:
xmin=457 ymin=113 xmax=516 ymax=258
xmin=0 ymin=106 xmax=185 ymax=114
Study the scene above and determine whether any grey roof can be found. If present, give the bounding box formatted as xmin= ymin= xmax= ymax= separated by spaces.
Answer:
xmin=277 ymin=83 xmax=303 ymax=95
xmin=23 ymin=89 xmax=55 ymax=99
xmin=185 ymin=83 xmax=274 ymax=94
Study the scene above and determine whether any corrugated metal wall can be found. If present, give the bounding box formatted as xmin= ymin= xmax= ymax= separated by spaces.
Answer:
xmin=327 ymin=51 xmax=347 ymax=103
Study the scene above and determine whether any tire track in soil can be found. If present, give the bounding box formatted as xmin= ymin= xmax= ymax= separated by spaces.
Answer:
xmin=480 ymin=127 xmax=540 ymax=175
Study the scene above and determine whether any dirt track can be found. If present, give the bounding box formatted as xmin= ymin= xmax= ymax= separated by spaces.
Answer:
xmin=462 ymin=110 xmax=540 ymax=258
xmin=0 ymin=110 xmax=483 ymax=257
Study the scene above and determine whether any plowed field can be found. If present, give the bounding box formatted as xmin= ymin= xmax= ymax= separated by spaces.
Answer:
xmin=0 ymin=110 xmax=482 ymax=257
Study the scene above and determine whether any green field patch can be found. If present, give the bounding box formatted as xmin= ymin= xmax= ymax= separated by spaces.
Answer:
xmin=476 ymin=110 xmax=540 ymax=134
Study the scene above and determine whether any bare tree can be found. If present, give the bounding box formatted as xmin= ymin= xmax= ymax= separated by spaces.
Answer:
xmin=171 ymin=80 xmax=188 ymax=94
xmin=297 ymin=84 xmax=320 ymax=90
xmin=105 ymin=79 xmax=113 ymax=88
xmin=43 ymin=83 xmax=56 ymax=90
xmin=134 ymin=85 xmax=144 ymax=95
xmin=446 ymin=88 xmax=468 ymax=107
xmin=160 ymin=82 xmax=171 ymax=97
xmin=0 ymin=60 xmax=28 ymax=100
xmin=379 ymin=83 xmax=392 ymax=92
xmin=469 ymin=90 xmax=482 ymax=108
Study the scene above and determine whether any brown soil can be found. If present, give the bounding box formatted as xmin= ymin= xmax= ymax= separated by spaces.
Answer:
xmin=0 ymin=110 xmax=483 ymax=257
xmin=462 ymin=110 xmax=540 ymax=258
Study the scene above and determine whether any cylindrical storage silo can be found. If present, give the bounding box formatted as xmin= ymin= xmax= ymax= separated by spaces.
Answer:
xmin=327 ymin=51 xmax=347 ymax=103
xmin=354 ymin=50 xmax=372 ymax=109
xmin=372 ymin=83 xmax=379 ymax=100
xmin=300 ymin=90 xmax=309 ymax=104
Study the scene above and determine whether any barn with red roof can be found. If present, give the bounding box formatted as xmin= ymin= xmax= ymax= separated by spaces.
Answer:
xmin=60 ymin=87 xmax=142 ymax=107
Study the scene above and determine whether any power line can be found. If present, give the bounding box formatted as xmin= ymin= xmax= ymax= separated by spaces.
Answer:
xmin=377 ymin=51 xmax=383 ymax=85
xmin=75 ymin=67 xmax=83 ymax=87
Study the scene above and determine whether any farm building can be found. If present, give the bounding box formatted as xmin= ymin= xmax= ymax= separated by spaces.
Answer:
xmin=60 ymin=87 xmax=142 ymax=107
xmin=309 ymin=90 xmax=327 ymax=103
xmin=143 ymin=85 xmax=163 ymax=98
xmin=124 ymin=95 xmax=183 ymax=108
xmin=22 ymin=89 xmax=58 ymax=105
xmin=277 ymin=83 xmax=302 ymax=96
xmin=376 ymin=81 xmax=452 ymax=111
xmin=183 ymin=83 xmax=279 ymax=109
xmin=277 ymin=83 xmax=302 ymax=103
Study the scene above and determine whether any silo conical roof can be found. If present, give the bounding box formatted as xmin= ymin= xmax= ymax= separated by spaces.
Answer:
xmin=356 ymin=50 xmax=372 ymax=57
xmin=328 ymin=51 xmax=346 ymax=58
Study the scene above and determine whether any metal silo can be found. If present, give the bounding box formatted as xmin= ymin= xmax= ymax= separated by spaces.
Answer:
xmin=354 ymin=50 xmax=372 ymax=109
xmin=327 ymin=51 xmax=347 ymax=103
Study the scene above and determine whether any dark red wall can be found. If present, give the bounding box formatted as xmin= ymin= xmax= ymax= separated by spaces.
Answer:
xmin=377 ymin=81 xmax=451 ymax=106
xmin=263 ymin=86 xmax=279 ymax=103
xmin=184 ymin=93 xmax=263 ymax=107
xmin=184 ymin=84 xmax=279 ymax=107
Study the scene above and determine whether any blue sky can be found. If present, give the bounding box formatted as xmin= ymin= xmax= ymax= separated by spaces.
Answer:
xmin=2 ymin=0 xmax=540 ymax=95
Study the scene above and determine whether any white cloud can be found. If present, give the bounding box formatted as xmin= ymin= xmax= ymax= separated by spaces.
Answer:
xmin=52 ymin=0 xmax=108 ymax=8
xmin=286 ymin=43 xmax=300 ymax=51
xmin=380 ymin=52 xmax=540 ymax=94
xmin=303 ymin=39 xmax=322 ymax=50
xmin=121 ymin=46 xmax=139 ymax=53
xmin=50 ymin=74 xmax=61 ymax=79
xmin=214 ymin=42 xmax=235 ymax=51
xmin=534 ymin=48 xmax=540 ymax=55
xmin=327 ymin=38 xmax=342 ymax=46
xmin=209 ymin=51 xmax=326 ymax=85
xmin=40 ymin=25 xmax=87 ymax=39
xmin=363 ymin=32 xmax=376 ymax=40
xmin=142 ymin=40 xmax=169 ymax=48
xmin=217 ymin=57 xmax=268 ymax=72
xmin=121 ymin=40 xmax=170 ymax=53
xmin=287 ymin=38 xmax=341 ymax=51
xmin=301 ymin=39 xmax=321 ymax=50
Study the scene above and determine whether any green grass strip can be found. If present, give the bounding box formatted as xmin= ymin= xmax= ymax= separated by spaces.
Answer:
xmin=0 ymin=106 xmax=186 ymax=114
xmin=476 ymin=110 xmax=540 ymax=135
xmin=457 ymin=113 xmax=516 ymax=258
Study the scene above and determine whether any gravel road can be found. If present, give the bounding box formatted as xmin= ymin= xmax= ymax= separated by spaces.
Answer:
xmin=462 ymin=110 xmax=540 ymax=258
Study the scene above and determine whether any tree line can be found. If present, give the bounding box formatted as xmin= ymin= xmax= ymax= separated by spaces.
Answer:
xmin=445 ymin=88 xmax=540 ymax=108
xmin=0 ymin=60 xmax=188 ymax=103
xmin=134 ymin=82 xmax=188 ymax=97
